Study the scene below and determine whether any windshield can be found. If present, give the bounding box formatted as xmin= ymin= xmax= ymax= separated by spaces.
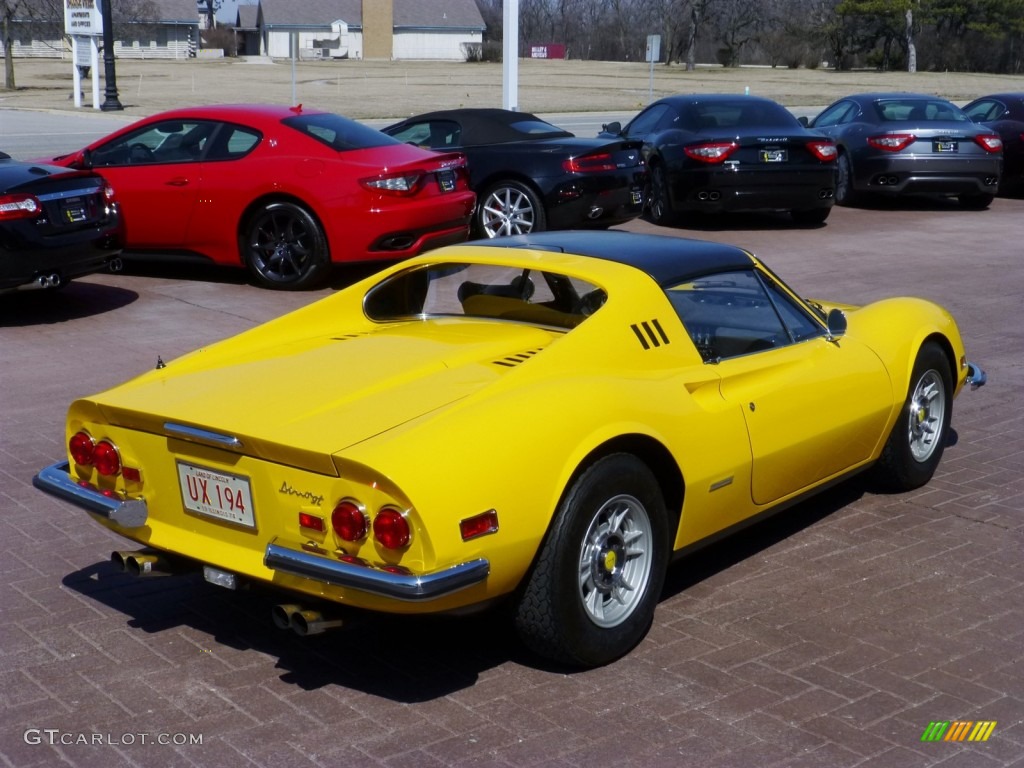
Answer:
xmin=364 ymin=263 xmax=606 ymax=330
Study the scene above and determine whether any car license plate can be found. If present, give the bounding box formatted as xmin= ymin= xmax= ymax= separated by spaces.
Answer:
xmin=437 ymin=170 xmax=457 ymax=192
xmin=60 ymin=197 xmax=89 ymax=224
xmin=934 ymin=140 xmax=958 ymax=153
xmin=760 ymin=149 xmax=787 ymax=163
xmin=177 ymin=461 xmax=255 ymax=529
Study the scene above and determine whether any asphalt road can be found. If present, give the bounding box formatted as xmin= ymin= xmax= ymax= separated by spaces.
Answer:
xmin=1 ymin=112 xmax=1022 ymax=768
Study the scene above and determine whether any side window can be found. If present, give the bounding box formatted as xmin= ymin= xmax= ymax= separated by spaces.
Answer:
xmin=666 ymin=269 xmax=821 ymax=362
xmin=388 ymin=122 xmax=432 ymax=147
xmin=813 ymin=101 xmax=854 ymax=128
xmin=624 ymin=104 xmax=671 ymax=138
xmin=964 ymin=100 xmax=1003 ymax=122
xmin=387 ymin=121 xmax=460 ymax=149
xmin=760 ymin=273 xmax=825 ymax=343
xmin=205 ymin=125 xmax=261 ymax=160
xmin=91 ymin=120 xmax=214 ymax=166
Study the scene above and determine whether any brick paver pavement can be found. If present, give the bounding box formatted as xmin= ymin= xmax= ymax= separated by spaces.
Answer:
xmin=2 ymin=198 xmax=1022 ymax=767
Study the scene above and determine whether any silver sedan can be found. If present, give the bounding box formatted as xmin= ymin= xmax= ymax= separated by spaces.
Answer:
xmin=801 ymin=92 xmax=1003 ymax=209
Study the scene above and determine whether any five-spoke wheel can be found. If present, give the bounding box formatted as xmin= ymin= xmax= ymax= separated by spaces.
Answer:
xmin=476 ymin=181 xmax=545 ymax=238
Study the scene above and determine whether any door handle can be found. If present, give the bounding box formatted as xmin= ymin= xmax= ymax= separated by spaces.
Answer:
xmin=167 ymin=178 xmax=190 ymax=187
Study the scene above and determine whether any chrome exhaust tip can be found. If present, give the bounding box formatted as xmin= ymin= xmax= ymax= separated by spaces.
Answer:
xmin=271 ymin=604 xmax=344 ymax=635
xmin=111 ymin=549 xmax=174 ymax=578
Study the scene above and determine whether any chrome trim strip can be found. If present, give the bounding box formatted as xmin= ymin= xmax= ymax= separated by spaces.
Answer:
xmin=264 ymin=539 xmax=489 ymax=601
xmin=965 ymin=361 xmax=987 ymax=390
xmin=709 ymin=476 xmax=734 ymax=492
xmin=164 ymin=422 xmax=244 ymax=451
xmin=36 ymin=187 xmax=104 ymax=202
xmin=33 ymin=461 xmax=148 ymax=528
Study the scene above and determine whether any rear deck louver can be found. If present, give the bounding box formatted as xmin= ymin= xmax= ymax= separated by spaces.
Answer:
xmin=493 ymin=348 xmax=545 ymax=368
xmin=630 ymin=319 xmax=670 ymax=350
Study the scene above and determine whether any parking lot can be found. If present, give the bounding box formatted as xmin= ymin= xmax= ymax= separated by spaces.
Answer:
xmin=2 ymin=148 xmax=1022 ymax=768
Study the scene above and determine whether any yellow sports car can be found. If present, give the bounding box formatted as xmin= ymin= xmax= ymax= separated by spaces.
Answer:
xmin=34 ymin=231 xmax=986 ymax=667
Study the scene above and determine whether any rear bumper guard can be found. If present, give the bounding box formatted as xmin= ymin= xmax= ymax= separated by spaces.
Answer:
xmin=264 ymin=539 xmax=489 ymax=601
xmin=34 ymin=461 xmax=148 ymax=528
xmin=965 ymin=361 xmax=987 ymax=390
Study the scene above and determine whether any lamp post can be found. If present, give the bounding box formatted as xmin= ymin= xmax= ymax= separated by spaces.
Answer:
xmin=99 ymin=0 xmax=123 ymax=110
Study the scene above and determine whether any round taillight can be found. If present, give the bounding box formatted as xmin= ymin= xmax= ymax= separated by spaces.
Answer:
xmin=331 ymin=500 xmax=367 ymax=542
xmin=69 ymin=431 xmax=95 ymax=466
xmin=92 ymin=440 xmax=121 ymax=477
xmin=373 ymin=507 xmax=410 ymax=550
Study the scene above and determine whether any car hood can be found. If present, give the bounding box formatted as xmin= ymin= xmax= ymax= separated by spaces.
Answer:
xmin=92 ymin=321 xmax=559 ymax=474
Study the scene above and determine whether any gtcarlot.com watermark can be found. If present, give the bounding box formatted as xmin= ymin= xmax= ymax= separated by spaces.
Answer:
xmin=24 ymin=729 xmax=203 ymax=746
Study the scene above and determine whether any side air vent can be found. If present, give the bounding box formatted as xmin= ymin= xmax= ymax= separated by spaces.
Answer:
xmin=493 ymin=348 xmax=545 ymax=368
xmin=331 ymin=332 xmax=374 ymax=341
xmin=630 ymin=319 xmax=670 ymax=350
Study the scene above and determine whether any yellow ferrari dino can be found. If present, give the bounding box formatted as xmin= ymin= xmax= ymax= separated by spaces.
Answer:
xmin=35 ymin=231 xmax=986 ymax=667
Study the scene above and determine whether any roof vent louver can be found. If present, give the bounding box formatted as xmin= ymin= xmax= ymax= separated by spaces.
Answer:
xmin=492 ymin=347 xmax=545 ymax=368
xmin=631 ymin=319 xmax=670 ymax=350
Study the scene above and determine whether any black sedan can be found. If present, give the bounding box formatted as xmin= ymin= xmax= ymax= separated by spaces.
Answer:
xmin=0 ymin=152 xmax=123 ymax=294
xmin=599 ymin=94 xmax=838 ymax=226
xmin=802 ymin=92 xmax=1003 ymax=208
xmin=963 ymin=92 xmax=1024 ymax=194
xmin=383 ymin=109 xmax=645 ymax=238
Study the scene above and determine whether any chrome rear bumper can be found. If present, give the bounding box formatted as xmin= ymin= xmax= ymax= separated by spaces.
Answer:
xmin=33 ymin=461 xmax=148 ymax=528
xmin=264 ymin=539 xmax=489 ymax=601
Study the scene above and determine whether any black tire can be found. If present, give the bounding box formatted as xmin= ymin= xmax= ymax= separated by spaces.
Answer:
xmin=874 ymin=342 xmax=953 ymax=491
xmin=835 ymin=153 xmax=859 ymax=206
xmin=647 ymin=163 xmax=678 ymax=226
xmin=514 ymin=454 xmax=669 ymax=667
xmin=475 ymin=180 xmax=545 ymax=238
xmin=242 ymin=201 xmax=330 ymax=290
xmin=958 ymin=192 xmax=994 ymax=210
xmin=791 ymin=207 xmax=831 ymax=226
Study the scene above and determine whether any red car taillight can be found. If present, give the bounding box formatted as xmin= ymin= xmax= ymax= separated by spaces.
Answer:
xmin=807 ymin=141 xmax=838 ymax=161
xmin=331 ymin=500 xmax=368 ymax=542
xmin=70 ymin=430 xmax=121 ymax=476
xmin=360 ymin=171 xmax=424 ymax=196
xmin=69 ymin=431 xmax=95 ymax=466
xmin=684 ymin=141 xmax=739 ymax=164
xmin=92 ymin=441 xmax=121 ymax=477
xmin=373 ymin=507 xmax=411 ymax=550
xmin=0 ymin=193 xmax=41 ymax=221
xmin=563 ymin=152 xmax=618 ymax=173
xmin=974 ymin=134 xmax=1003 ymax=153
xmin=867 ymin=134 xmax=916 ymax=152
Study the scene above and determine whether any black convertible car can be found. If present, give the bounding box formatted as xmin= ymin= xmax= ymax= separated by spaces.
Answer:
xmin=384 ymin=109 xmax=645 ymax=238
xmin=0 ymin=152 xmax=123 ymax=294
xmin=963 ymin=92 xmax=1024 ymax=195
xmin=600 ymin=94 xmax=838 ymax=226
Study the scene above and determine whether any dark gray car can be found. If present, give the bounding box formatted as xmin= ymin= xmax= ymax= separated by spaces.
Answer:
xmin=801 ymin=92 xmax=1003 ymax=209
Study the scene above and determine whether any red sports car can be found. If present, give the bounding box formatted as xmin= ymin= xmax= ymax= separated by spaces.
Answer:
xmin=47 ymin=104 xmax=477 ymax=289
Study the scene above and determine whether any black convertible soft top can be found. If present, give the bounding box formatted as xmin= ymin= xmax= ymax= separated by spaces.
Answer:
xmin=474 ymin=231 xmax=755 ymax=287
xmin=388 ymin=108 xmax=573 ymax=146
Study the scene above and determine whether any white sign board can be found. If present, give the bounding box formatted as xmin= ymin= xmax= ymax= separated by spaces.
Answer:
xmin=64 ymin=0 xmax=103 ymax=37
xmin=646 ymin=35 xmax=661 ymax=63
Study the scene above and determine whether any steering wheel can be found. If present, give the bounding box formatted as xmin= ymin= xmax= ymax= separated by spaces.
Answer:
xmin=129 ymin=143 xmax=156 ymax=163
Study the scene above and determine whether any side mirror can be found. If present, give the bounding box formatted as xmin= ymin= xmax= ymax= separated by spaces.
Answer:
xmin=601 ymin=121 xmax=622 ymax=135
xmin=80 ymin=148 xmax=94 ymax=169
xmin=797 ymin=116 xmax=811 ymax=127
xmin=826 ymin=308 xmax=847 ymax=340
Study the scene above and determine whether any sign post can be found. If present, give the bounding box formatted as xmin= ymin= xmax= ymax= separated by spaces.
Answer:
xmin=64 ymin=0 xmax=102 ymax=109
xmin=646 ymin=35 xmax=661 ymax=102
